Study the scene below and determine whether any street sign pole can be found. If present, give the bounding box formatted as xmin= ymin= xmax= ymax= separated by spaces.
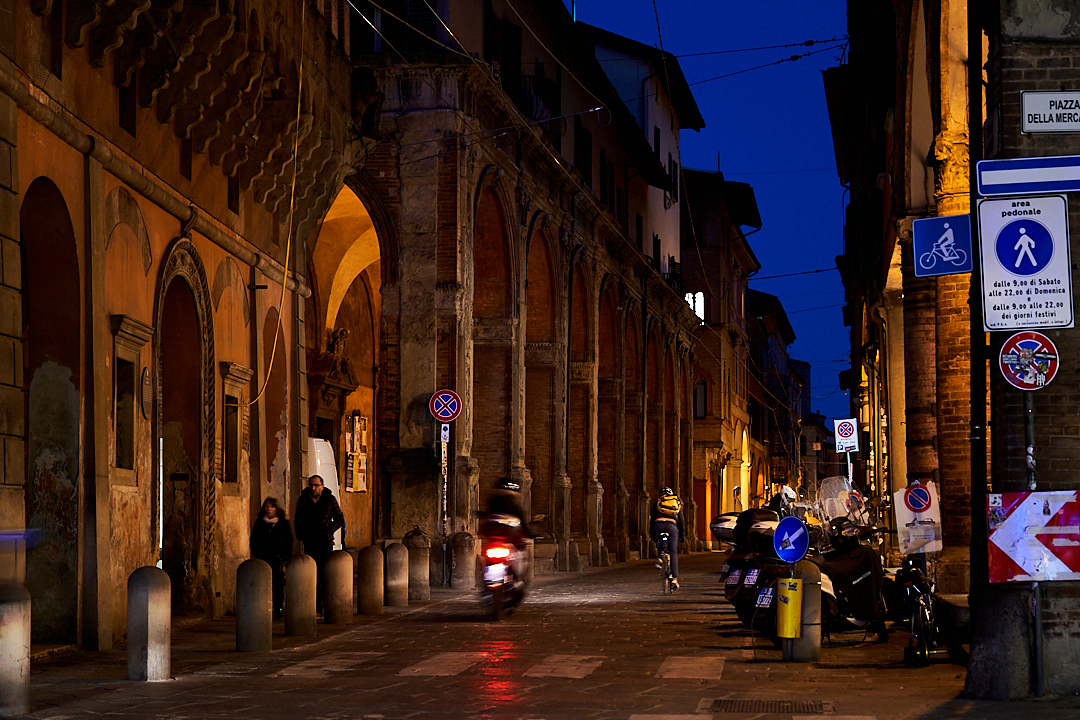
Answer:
xmin=429 ymin=390 xmax=462 ymax=587
xmin=441 ymin=422 xmax=450 ymax=587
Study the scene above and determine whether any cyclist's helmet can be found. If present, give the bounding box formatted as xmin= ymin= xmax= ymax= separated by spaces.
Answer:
xmin=659 ymin=486 xmax=674 ymax=497
xmin=496 ymin=477 xmax=521 ymax=493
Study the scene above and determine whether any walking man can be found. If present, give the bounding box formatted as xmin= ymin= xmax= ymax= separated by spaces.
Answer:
xmin=294 ymin=474 xmax=345 ymax=615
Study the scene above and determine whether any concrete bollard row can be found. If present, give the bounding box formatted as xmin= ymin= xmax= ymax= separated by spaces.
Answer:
xmin=285 ymin=554 xmax=317 ymax=636
xmin=384 ymin=543 xmax=409 ymax=607
xmin=403 ymin=528 xmax=431 ymax=601
xmin=0 ymin=582 xmax=30 ymax=716
xmin=450 ymin=532 xmax=475 ymax=590
xmin=127 ymin=566 xmax=171 ymax=682
xmin=236 ymin=559 xmax=273 ymax=652
xmin=325 ymin=550 xmax=354 ymax=624
xmin=357 ymin=546 xmax=383 ymax=615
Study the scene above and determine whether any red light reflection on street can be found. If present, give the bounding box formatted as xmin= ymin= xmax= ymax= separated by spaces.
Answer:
xmin=470 ymin=638 xmax=523 ymax=715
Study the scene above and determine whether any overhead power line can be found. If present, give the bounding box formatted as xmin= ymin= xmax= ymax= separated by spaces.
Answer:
xmin=752 ymin=268 xmax=838 ymax=280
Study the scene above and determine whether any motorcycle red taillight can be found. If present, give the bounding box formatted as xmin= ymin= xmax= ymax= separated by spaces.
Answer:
xmin=485 ymin=545 xmax=512 ymax=560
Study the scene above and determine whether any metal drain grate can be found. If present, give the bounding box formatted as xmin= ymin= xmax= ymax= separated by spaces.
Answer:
xmin=711 ymin=699 xmax=825 ymax=714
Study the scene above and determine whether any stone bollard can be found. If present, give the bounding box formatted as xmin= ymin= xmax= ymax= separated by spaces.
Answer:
xmin=324 ymin=550 xmax=354 ymax=624
xmin=236 ymin=559 xmax=272 ymax=652
xmin=384 ymin=542 xmax=409 ymax=607
xmin=127 ymin=566 xmax=171 ymax=681
xmin=450 ymin=532 xmax=475 ymax=590
xmin=357 ymin=546 xmax=384 ymax=615
xmin=790 ymin=560 xmax=822 ymax=662
xmin=402 ymin=526 xmax=430 ymax=601
xmin=285 ymin=554 xmax=317 ymax=636
xmin=0 ymin=583 xmax=31 ymax=716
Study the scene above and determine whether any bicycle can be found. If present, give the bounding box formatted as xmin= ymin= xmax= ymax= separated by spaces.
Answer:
xmin=657 ymin=531 xmax=676 ymax=594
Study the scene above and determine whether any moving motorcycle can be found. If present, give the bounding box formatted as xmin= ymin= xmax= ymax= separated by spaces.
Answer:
xmin=479 ymin=512 xmax=530 ymax=620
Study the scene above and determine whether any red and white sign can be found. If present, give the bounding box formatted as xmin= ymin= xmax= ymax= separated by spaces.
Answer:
xmin=904 ymin=483 xmax=933 ymax=513
xmin=988 ymin=491 xmax=1080 ymax=583
xmin=429 ymin=389 xmax=462 ymax=422
xmin=999 ymin=330 xmax=1059 ymax=390
xmin=894 ymin=481 xmax=942 ymax=555
xmin=833 ymin=418 xmax=859 ymax=453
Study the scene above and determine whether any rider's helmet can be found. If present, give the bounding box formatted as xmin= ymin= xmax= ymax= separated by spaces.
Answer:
xmin=659 ymin=486 xmax=674 ymax=497
xmin=496 ymin=477 xmax=521 ymax=493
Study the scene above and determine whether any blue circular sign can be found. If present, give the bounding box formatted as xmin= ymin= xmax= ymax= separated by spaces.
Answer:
xmin=995 ymin=219 xmax=1053 ymax=276
xmin=904 ymin=483 xmax=933 ymax=513
xmin=429 ymin=390 xmax=462 ymax=422
xmin=773 ymin=516 xmax=810 ymax=564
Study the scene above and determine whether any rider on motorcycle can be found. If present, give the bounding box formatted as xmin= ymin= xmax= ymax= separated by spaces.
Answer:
xmin=650 ymin=486 xmax=687 ymax=590
xmin=482 ymin=478 xmax=534 ymax=556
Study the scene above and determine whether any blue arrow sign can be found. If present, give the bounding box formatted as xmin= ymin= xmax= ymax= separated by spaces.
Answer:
xmin=977 ymin=155 xmax=1080 ymax=196
xmin=773 ymin=516 xmax=810 ymax=564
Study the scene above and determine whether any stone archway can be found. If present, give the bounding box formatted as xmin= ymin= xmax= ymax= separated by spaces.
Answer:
xmin=153 ymin=238 xmax=216 ymax=614
xmin=21 ymin=177 xmax=81 ymax=643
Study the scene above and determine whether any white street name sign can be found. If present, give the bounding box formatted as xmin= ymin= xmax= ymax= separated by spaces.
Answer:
xmin=1022 ymin=91 xmax=1080 ymax=134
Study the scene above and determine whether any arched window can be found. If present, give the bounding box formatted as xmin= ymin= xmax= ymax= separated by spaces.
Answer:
xmin=684 ymin=291 xmax=705 ymax=322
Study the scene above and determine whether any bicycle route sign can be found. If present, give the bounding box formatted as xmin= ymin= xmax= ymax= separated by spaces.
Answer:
xmin=429 ymin=389 xmax=462 ymax=422
xmin=774 ymin=516 xmax=810 ymax=564
xmin=999 ymin=330 xmax=1060 ymax=390
xmin=978 ymin=194 xmax=1073 ymax=331
xmin=988 ymin=490 xmax=1080 ymax=583
xmin=913 ymin=214 xmax=973 ymax=278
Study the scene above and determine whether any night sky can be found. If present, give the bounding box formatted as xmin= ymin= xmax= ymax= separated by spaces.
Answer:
xmin=567 ymin=0 xmax=851 ymax=422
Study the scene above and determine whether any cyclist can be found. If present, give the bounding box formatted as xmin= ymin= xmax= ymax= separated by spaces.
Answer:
xmin=650 ymin=486 xmax=687 ymax=590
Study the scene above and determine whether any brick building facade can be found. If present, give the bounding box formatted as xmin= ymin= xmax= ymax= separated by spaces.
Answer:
xmin=828 ymin=0 xmax=1080 ymax=698
xmin=1 ymin=0 xmax=703 ymax=650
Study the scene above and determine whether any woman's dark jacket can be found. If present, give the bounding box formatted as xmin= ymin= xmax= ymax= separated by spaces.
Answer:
xmin=250 ymin=516 xmax=293 ymax=567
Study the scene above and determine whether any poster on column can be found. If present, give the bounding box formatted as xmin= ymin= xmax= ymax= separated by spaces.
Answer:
xmin=893 ymin=481 xmax=943 ymax=554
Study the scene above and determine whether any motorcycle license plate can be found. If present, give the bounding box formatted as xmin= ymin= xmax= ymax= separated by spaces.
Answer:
xmin=744 ymin=568 xmax=761 ymax=585
xmin=726 ymin=569 xmax=743 ymax=585
xmin=484 ymin=563 xmax=508 ymax=584
xmin=756 ymin=587 xmax=774 ymax=608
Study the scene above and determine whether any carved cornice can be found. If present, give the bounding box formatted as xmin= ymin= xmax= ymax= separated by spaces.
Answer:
xmin=110 ymin=314 xmax=153 ymax=353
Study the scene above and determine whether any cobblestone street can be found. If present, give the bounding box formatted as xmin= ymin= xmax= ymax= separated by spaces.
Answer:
xmin=13 ymin=553 xmax=1079 ymax=720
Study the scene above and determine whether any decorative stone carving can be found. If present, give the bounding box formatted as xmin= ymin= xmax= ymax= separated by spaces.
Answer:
xmin=931 ymin=127 xmax=970 ymax=203
xmin=156 ymin=237 xmax=217 ymax=561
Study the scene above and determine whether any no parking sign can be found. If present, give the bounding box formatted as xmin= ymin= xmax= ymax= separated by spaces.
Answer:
xmin=833 ymin=418 xmax=859 ymax=453
xmin=894 ymin=481 xmax=943 ymax=555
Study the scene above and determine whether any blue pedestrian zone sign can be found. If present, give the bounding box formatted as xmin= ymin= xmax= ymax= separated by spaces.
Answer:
xmin=773 ymin=516 xmax=810 ymax=564
xmin=913 ymin=214 xmax=973 ymax=278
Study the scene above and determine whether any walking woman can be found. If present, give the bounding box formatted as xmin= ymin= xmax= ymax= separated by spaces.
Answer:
xmin=250 ymin=497 xmax=294 ymax=618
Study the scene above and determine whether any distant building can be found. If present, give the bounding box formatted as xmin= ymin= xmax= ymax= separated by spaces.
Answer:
xmin=680 ymin=169 xmax=760 ymax=544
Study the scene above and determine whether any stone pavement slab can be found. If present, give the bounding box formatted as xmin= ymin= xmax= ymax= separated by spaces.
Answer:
xmin=13 ymin=553 xmax=1080 ymax=720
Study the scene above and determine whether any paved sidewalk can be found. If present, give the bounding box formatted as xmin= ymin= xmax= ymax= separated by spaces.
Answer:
xmin=12 ymin=552 xmax=1080 ymax=720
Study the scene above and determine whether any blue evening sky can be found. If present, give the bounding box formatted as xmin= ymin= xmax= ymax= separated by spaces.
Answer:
xmin=566 ymin=0 xmax=851 ymax=422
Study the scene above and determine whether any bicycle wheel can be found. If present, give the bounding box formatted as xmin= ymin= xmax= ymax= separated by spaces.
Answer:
xmin=950 ymin=248 xmax=968 ymax=266
xmin=919 ymin=251 xmax=936 ymax=270
xmin=661 ymin=553 xmax=672 ymax=595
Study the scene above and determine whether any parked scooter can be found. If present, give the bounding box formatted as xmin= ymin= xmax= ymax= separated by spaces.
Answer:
xmin=479 ymin=512 xmax=530 ymax=620
xmin=810 ymin=516 xmax=889 ymax=642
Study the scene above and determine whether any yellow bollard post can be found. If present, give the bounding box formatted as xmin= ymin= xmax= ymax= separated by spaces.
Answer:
xmin=777 ymin=578 xmax=803 ymax=639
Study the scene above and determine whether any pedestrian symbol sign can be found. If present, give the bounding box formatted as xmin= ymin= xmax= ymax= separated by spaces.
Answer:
xmin=978 ymin=194 xmax=1074 ymax=330
xmin=913 ymin=214 xmax=972 ymax=278
xmin=996 ymin=220 xmax=1053 ymax=274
